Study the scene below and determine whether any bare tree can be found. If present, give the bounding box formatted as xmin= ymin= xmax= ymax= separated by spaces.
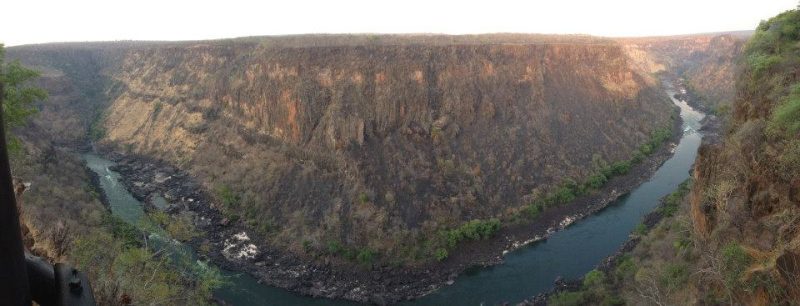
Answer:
xmin=49 ymin=221 xmax=72 ymax=258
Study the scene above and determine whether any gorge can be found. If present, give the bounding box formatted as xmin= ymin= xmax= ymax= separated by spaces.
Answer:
xmin=5 ymin=32 xmax=747 ymax=305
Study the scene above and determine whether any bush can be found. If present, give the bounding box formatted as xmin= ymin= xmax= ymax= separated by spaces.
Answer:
xmin=587 ymin=173 xmax=608 ymax=189
xmin=326 ymin=240 xmax=344 ymax=255
xmin=610 ymin=161 xmax=631 ymax=176
xmin=769 ymin=95 xmax=800 ymax=134
xmin=614 ymin=255 xmax=637 ymax=281
xmin=524 ymin=202 xmax=544 ymax=218
xmin=721 ymin=242 xmax=753 ymax=288
xmin=358 ymin=192 xmax=370 ymax=204
xmin=357 ymin=248 xmax=376 ymax=264
xmin=660 ymin=263 xmax=689 ymax=289
xmin=102 ymin=214 xmax=141 ymax=248
xmin=215 ymin=185 xmax=240 ymax=208
xmin=639 ymin=143 xmax=653 ymax=155
xmin=583 ymin=269 xmax=605 ymax=288
xmin=549 ymin=291 xmax=587 ymax=306
xmin=89 ymin=115 xmax=106 ymax=141
xmin=633 ymin=223 xmax=648 ymax=236
xmin=747 ymin=53 xmax=783 ymax=76
xmin=553 ymin=186 xmax=577 ymax=204
xmin=441 ymin=218 xmax=501 ymax=251
xmin=659 ymin=180 xmax=690 ymax=217
xmin=435 ymin=248 xmax=448 ymax=261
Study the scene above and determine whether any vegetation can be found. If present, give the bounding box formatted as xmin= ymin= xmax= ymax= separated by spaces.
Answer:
xmin=0 ymin=45 xmax=46 ymax=154
xmin=8 ymin=140 xmax=224 ymax=304
xmin=547 ymin=269 xmax=625 ymax=306
xmin=434 ymin=248 xmax=449 ymax=262
xmin=542 ymin=179 xmax=699 ymax=304
xmin=1 ymin=46 xmax=222 ymax=303
xmin=152 ymin=101 xmax=163 ymax=118
xmin=658 ymin=180 xmax=690 ymax=218
xmin=443 ymin=218 xmax=501 ymax=247
xmin=148 ymin=210 xmax=198 ymax=242
xmin=215 ymin=184 xmax=241 ymax=208
xmin=427 ymin=218 xmax=501 ymax=261
xmin=522 ymin=126 xmax=673 ymax=220
xmin=6 ymin=34 xmax=677 ymax=269
xmin=590 ymin=11 xmax=800 ymax=304
xmin=88 ymin=113 xmax=106 ymax=141
xmin=720 ymin=242 xmax=752 ymax=289
xmin=73 ymin=214 xmax=223 ymax=305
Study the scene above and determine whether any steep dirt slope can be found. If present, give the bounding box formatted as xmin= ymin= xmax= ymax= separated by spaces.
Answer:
xmin=8 ymin=35 xmax=675 ymax=265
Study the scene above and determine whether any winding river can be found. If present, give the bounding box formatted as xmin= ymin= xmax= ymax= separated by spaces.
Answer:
xmin=84 ymin=84 xmax=703 ymax=306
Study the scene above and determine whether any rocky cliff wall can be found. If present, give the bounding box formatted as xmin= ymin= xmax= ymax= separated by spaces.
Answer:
xmin=8 ymin=35 xmax=675 ymax=261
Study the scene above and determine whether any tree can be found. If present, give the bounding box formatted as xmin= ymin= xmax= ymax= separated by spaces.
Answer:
xmin=0 ymin=44 xmax=46 ymax=154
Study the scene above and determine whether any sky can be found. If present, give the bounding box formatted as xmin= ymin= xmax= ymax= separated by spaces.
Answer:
xmin=2 ymin=0 xmax=798 ymax=46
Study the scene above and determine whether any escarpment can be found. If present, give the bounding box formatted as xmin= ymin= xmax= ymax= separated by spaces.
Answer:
xmin=8 ymin=35 xmax=675 ymax=264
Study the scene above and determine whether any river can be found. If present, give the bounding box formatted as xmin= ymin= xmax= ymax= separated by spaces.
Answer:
xmin=84 ymin=85 xmax=703 ymax=306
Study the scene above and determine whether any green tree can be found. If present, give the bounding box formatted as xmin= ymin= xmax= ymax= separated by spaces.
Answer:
xmin=0 ymin=44 xmax=46 ymax=154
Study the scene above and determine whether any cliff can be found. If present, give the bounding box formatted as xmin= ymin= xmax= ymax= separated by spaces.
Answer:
xmin=8 ymin=35 xmax=674 ymax=265
xmin=687 ymin=13 xmax=800 ymax=304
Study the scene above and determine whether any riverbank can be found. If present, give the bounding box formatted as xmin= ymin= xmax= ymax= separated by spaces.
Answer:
xmin=88 ymin=93 xmax=683 ymax=304
xmin=513 ymin=81 xmax=710 ymax=306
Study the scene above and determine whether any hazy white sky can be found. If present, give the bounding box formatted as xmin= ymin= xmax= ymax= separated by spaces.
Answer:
xmin=2 ymin=0 xmax=797 ymax=46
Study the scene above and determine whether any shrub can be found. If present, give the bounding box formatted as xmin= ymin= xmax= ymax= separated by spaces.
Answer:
xmin=358 ymin=192 xmax=369 ymax=204
xmin=357 ymin=248 xmax=376 ymax=264
xmin=326 ymin=240 xmax=344 ymax=255
xmin=633 ymin=223 xmax=648 ymax=236
xmin=441 ymin=218 xmax=501 ymax=250
xmin=747 ymin=53 xmax=782 ymax=76
xmin=602 ymin=296 xmax=625 ymax=306
xmin=89 ymin=115 xmax=106 ymax=141
xmin=639 ymin=143 xmax=654 ymax=155
xmin=721 ymin=242 xmax=753 ymax=288
xmin=102 ymin=214 xmax=141 ymax=248
xmin=166 ymin=214 xmax=198 ymax=241
xmin=614 ymin=255 xmax=637 ymax=281
xmin=549 ymin=291 xmax=587 ymax=306
xmin=587 ymin=173 xmax=608 ymax=189
xmin=769 ymin=95 xmax=800 ymax=134
xmin=553 ymin=186 xmax=577 ymax=204
xmin=660 ymin=263 xmax=689 ymax=289
xmin=215 ymin=185 xmax=240 ymax=208
xmin=583 ymin=269 xmax=605 ymax=288
xmin=659 ymin=180 xmax=690 ymax=217
xmin=524 ymin=202 xmax=544 ymax=218
xmin=435 ymin=248 xmax=448 ymax=261
xmin=610 ymin=161 xmax=631 ymax=176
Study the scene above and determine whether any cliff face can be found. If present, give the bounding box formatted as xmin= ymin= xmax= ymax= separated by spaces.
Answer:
xmin=8 ymin=35 xmax=674 ymax=261
xmin=618 ymin=32 xmax=750 ymax=111
xmin=687 ymin=14 xmax=800 ymax=303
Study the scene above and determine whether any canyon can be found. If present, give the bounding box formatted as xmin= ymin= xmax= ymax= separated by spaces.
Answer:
xmin=5 ymin=32 xmax=745 ymax=303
